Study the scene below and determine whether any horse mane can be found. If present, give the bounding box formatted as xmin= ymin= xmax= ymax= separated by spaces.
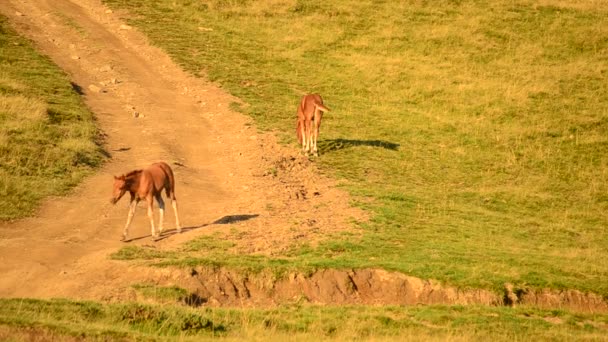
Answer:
xmin=123 ymin=169 xmax=143 ymax=186
xmin=125 ymin=169 xmax=143 ymax=178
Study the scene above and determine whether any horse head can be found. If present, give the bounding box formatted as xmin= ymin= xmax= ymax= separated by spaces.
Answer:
xmin=111 ymin=175 xmax=127 ymax=204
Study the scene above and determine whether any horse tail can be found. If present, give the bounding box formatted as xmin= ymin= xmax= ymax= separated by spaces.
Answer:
xmin=315 ymin=102 xmax=330 ymax=113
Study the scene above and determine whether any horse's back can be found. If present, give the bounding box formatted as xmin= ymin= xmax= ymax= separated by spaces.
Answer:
xmin=150 ymin=162 xmax=174 ymax=178
xmin=146 ymin=162 xmax=176 ymax=197
xmin=300 ymin=94 xmax=324 ymax=114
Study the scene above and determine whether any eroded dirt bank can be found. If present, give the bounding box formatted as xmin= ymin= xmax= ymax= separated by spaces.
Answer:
xmin=116 ymin=266 xmax=608 ymax=313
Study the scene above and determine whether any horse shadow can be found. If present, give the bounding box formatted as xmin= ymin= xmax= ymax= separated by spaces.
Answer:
xmin=318 ymin=138 xmax=399 ymax=153
xmin=70 ymin=82 xmax=84 ymax=95
xmin=124 ymin=214 xmax=259 ymax=242
xmin=212 ymin=214 xmax=259 ymax=224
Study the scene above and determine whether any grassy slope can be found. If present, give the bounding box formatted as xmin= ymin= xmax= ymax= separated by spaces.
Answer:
xmin=1 ymin=2 xmax=607 ymax=340
xmin=1 ymin=298 xmax=607 ymax=341
xmin=0 ymin=15 xmax=106 ymax=220
xmin=100 ymin=0 xmax=608 ymax=296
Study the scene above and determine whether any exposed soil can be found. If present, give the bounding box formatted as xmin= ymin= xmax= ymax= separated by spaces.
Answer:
xmin=0 ymin=0 xmax=605 ymax=313
xmin=132 ymin=267 xmax=608 ymax=312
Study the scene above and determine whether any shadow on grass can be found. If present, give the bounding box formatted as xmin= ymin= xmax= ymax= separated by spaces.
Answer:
xmin=124 ymin=214 xmax=260 ymax=242
xmin=319 ymin=139 xmax=400 ymax=153
xmin=70 ymin=82 xmax=84 ymax=95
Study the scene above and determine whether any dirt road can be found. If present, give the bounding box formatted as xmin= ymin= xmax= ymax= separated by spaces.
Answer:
xmin=0 ymin=0 xmax=362 ymax=301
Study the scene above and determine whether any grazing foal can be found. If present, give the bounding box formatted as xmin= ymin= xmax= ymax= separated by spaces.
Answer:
xmin=296 ymin=94 xmax=330 ymax=157
xmin=111 ymin=162 xmax=181 ymax=241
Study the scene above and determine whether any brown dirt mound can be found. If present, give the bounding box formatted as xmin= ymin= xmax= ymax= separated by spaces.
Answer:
xmin=83 ymin=265 xmax=608 ymax=313
xmin=185 ymin=267 xmax=500 ymax=307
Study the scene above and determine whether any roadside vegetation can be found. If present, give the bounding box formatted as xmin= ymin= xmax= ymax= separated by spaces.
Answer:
xmin=0 ymin=15 xmax=105 ymax=220
xmin=1 ymin=298 xmax=607 ymax=341
xmin=100 ymin=0 xmax=608 ymax=297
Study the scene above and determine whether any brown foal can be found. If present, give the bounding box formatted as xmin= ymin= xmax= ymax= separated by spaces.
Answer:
xmin=296 ymin=94 xmax=330 ymax=157
xmin=111 ymin=162 xmax=181 ymax=241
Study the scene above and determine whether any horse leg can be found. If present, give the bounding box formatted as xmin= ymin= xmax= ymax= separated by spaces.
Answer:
xmin=309 ymin=122 xmax=314 ymax=156
xmin=165 ymin=186 xmax=181 ymax=233
xmin=312 ymin=128 xmax=318 ymax=156
xmin=312 ymin=113 xmax=321 ymax=157
xmin=305 ymin=118 xmax=313 ymax=155
xmin=156 ymin=194 xmax=165 ymax=236
xmin=172 ymin=199 xmax=181 ymax=233
xmin=146 ymin=195 xmax=156 ymax=238
xmin=299 ymin=120 xmax=307 ymax=154
xmin=122 ymin=197 xmax=137 ymax=241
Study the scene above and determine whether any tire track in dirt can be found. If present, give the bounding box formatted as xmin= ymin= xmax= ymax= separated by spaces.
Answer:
xmin=0 ymin=0 xmax=364 ymax=300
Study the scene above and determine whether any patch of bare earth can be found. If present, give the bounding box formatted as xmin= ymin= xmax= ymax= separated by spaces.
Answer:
xmin=0 ymin=0 xmax=606 ymax=314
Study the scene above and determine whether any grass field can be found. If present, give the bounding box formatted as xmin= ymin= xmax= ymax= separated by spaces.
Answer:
xmin=98 ymin=0 xmax=608 ymax=297
xmin=0 ymin=15 xmax=106 ymax=220
xmin=1 ymin=298 xmax=607 ymax=341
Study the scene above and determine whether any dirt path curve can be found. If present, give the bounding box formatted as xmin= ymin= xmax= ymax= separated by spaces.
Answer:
xmin=0 ymin=0 xmax=363 ymax=301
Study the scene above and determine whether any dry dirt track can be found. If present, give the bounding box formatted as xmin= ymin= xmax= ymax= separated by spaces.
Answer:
xmin=0 ymin=0 xmax=363 ymax=302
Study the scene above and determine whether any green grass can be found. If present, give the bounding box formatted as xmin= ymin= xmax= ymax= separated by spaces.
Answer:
xmin=132 ymin=284 xmax=189 ymax=304
xmin=110 ymin=235 xmax=296 ymax=276
xmin=1 ymin=298 xmax=607 ymax=341
xmin=99 ymin=0 xmax=608 ymax=297
xmin=0 ymin=15 xmax=106 ymax=220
